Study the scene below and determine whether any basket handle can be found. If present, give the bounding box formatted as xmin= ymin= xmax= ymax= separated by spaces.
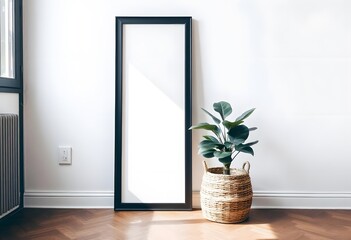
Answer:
xmin=242 ymin=161 xmax=250 ymax=174
xmin=202 ymin=161 xmax=208 ymax=173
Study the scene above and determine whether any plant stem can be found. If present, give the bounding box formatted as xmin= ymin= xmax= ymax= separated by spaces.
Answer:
xmin=223 ymin=163 xmax=230 ymax=175
xmin=215 ymin=124 xmax=225 ymax=143
xmin=221 ymin=125 xmax=226 ymax=142
xmin=232 ymin=151 xmax=240 ymax=159
xmin=215 ymin=132 xmax=223 ymax=144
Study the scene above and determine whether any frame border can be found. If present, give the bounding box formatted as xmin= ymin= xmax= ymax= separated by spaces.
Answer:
xmin=115 ymin=16 xmax=192 ymax=210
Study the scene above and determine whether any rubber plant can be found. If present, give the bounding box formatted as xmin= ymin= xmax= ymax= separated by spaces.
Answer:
xmin=189 ymin=101 xmax=258 ymax=175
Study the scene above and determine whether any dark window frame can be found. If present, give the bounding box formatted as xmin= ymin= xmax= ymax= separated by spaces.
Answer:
xmin=0 ymin=0 xmax=23 ymax=91
xmin=0 ymin=0 xmax=23 ymax=223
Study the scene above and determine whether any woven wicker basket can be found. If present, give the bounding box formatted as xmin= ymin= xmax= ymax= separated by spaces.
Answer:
xmin=200 ymin=161 xmax=252 ymax=223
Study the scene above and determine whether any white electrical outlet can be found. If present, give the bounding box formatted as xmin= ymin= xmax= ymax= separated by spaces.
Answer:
xmin=58 ymin=146 xmax=72 ymax=165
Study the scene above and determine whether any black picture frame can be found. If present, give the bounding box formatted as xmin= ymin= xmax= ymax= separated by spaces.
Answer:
xmin=115 ymin=16 xmax=192 ymax=210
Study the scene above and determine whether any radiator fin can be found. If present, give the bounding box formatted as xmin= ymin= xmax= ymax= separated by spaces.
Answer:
xmin=0 ymin=114 xmax=20 ymax=219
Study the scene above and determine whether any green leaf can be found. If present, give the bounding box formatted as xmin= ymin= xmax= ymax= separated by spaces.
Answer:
xmin=235 ymin=108 xmax=255 ymax=122
xmin=198 ymin=149 xmax=216 ymax=158
xmin=213 ymin=151 xmax=232 ymax=159
xmin=235 ymin=140 xmax=259 ymax=151
xmin=189 ymin=122 xmax=216 ymax=130
xmin=201 ymin=108 xmax=221 ymax=124
xmin=224 ymin=141 xmax=233 ymax=149
xmin=213 ymin=101 xmax=232 ymax=121
xmin=203 ymin=135 xmax=220 ymax=144
xmin=222 ymin=120 xmax=243 ymax=130
xmin=189 ymin=122 xmax=221 ymax=136
xmin=199 ymin=139 xmax=222 ymax=150
xmin=238 ymin=146 xmax=254 ymax=156
xmin=227 ymin=125 xmax=249 ymax=145
xmin=218 ymin=155 xmax=232 ymax=164
xmin=235 ymin=141 xmax=258 ymax=156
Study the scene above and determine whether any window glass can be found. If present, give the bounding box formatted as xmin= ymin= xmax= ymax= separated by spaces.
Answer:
xmin=0 ymin=0 xmax=15 ymax=79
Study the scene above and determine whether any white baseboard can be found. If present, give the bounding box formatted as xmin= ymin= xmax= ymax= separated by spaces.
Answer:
xmin=253 ymin=191 xmax=351 ymax=209
xmin=192 ymin=191 xmax=351 ymax=209
xmin=24 ymin=191 xmax=351 ymax=209
xmin=24 ymin=191 xmax=114 ymax=208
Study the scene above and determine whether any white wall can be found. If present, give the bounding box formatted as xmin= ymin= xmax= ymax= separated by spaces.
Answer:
xmin=23 ymin=0 xmax=351 ymax=208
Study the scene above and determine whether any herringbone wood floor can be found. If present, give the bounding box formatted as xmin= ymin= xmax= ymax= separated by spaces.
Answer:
xmin=0 ymin=209 xmax=350 ymax=240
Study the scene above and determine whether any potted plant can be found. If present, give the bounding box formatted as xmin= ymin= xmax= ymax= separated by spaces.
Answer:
xmin=189 ymin=101 xmax=258 ymax=223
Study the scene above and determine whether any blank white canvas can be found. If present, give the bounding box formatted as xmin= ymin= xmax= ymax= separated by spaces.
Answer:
xmin=121 ymin=24 xmax=185 ymax=203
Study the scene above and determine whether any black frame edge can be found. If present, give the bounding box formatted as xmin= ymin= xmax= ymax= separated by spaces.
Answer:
xmin=114 ymin=16 xmax=192 ymax=211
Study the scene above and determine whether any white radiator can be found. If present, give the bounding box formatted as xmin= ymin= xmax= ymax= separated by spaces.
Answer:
xmin=0 ymin=114 xmax=20 ymax=219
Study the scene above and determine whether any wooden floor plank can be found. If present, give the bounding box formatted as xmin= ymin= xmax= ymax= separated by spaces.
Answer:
xmin=0 ymin=209 xmax=350 ymax=239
